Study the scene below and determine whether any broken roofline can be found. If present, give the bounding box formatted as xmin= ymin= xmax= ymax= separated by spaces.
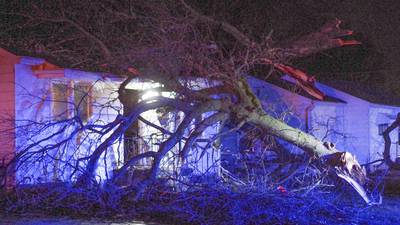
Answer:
xmin=271 ymin=75 xmax=346 ymax=104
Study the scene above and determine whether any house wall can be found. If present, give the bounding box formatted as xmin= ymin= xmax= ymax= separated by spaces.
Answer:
xmin=0 ymin=49 xmax=19 ymax=188
xmin=14 ymin=62 xmax=123 ymax=184
xmin=369 ymin=104 xmax=400 ymax=168
xmin=10 ymin=66 xmax=221 ymax=184
xmin=310 ymin=102 xmax=346 ymax=150
xmin=315 ymin=83 xmax=371 ymax=164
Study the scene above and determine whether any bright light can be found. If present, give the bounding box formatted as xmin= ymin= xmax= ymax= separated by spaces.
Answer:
xmin=161 ymin=91 xmax=176 ymax=98
xmin=141 ymin=90 xmax=160 ymax=101
xmin=125 ymin=79 xmax=162 ymax=90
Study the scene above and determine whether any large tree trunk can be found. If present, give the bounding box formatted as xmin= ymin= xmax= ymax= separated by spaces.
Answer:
xmin=248 ymin=111 xmax=376 ymax=204
xmin=234 ymin=79 xmax=378 ymax=204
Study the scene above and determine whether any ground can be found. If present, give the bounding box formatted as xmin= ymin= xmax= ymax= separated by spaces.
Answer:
xmin=0 ymin=195 xmax=399 ymax=224
xmin=357 ymin=195 xmax=400 ymax=224
xmin=0 ymin=216 xmax=162 ymax=225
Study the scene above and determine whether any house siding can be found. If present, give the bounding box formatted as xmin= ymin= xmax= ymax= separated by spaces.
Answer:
xmin=14 ymin=62 xmax=123 ymax=184
xmin=315 ymin=82 xmax=371 ymax=164
xmin=0 ymin=49 xmax=19 ymax=188
xmin=310 ymin=102 xmax=345 ymax=149
xmin=369 ymin=104 xmax=400 ymax=169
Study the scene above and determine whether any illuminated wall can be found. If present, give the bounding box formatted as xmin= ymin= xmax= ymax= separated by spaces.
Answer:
xmin=14 ymin=59 xmax=123 ymax=184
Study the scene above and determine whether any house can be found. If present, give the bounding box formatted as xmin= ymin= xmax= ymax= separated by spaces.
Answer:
xmin=1 ymin=46 xmax=397 ymax=188
xmin=230 ymin=75 xmax=400 ymax=171
xmin=0 ymin=48 xmax=123 ymax=186
xmin=0 ymin=48 xmax=219 ymax=187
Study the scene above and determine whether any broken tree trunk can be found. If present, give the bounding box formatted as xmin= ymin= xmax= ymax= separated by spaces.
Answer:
xmin=248 ymin=111 xmax=376 ymax=204
xmin=235 ymin=78 xmax=378 ymax=204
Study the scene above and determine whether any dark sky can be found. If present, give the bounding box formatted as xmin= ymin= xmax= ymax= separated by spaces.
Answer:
xmin=2 ymin=0 xmax=400 ymax=97
xmin=203 ymin=0 xmax=400 ymax=84
xmin=220 ymin=0 xmax=400 ymax=104
xmin=284 ymin=0 xmax=400 ymax=75
xmin=264 ymin=0 xmax=400 ymax=103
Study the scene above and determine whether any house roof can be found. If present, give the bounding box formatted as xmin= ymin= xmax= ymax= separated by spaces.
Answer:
xmin=265 ymin=73 xmax=400 ymax=107
xmin=265 ymin=74 xmax=346 ymax=103
xmin=0 ymin=47 xmax=122 ymax=81
xmin=320 ymin=79 xmax=400 ymax=107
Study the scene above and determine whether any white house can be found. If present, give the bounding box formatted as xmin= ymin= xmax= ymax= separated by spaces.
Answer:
xmin=0 ymin=48 xmax=219 ymax=187
xmin=1 ymin=47 xmax=397 ymax=187
xmin=0 ymin=48 xmax=123 ymax=185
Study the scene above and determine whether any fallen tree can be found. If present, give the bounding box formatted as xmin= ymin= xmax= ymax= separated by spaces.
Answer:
xmin=0 ymin=0 xmax=377 ymax=204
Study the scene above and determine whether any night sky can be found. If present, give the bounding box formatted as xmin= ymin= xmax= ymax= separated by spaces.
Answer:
xmin=261 ymin=0 xmax=400 ymax=73
xmin=188 ymin=0 xmax=400 ymax=104
xmin=261 ymin=0 xmax=400 ymax=104
xmin=294 ymin=1 xmax=398 ymax=76
xmin=1 ymin=0 xmax=400 ymax=102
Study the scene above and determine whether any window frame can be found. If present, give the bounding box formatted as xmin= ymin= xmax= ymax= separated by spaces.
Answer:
xmin=72 ymin=82 xmax=93 ymax=123
xmin=51 ymin=81 xmax=72 ymax=121
xmin=51 ymin=80 xmax=93 ymax=122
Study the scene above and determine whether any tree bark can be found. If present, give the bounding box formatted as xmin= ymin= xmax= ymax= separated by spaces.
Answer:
xmin=234 ymin=78 xmax=377 ymax=204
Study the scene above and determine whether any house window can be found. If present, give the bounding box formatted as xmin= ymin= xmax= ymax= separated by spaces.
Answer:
xmin=52 ymin=83 xmax=70 ymax=120
xmin=52 ymin=82 xmax=92 ymax=122
xmin=73 ymin=83 xmax=92 ymax=122
xmin=378 ymin=123 xmax=389 ymax=136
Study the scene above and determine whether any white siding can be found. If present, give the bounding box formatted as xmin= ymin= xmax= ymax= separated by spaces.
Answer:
xmin=369 ymin=105 xmax=400 ymax=168
xmin=14 ymin=63 xmax=122 ymax=184
xmin=310 ymin=102 xmax=345 ymax=149
xmin=315 ymin=82 xmax=371 ymax=164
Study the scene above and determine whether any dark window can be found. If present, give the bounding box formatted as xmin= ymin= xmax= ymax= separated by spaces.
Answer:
xmin=378 ymin=123 xmax=389 ymax=136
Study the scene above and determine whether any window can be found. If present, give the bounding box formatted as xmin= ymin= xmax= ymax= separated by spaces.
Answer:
xmin=74 ymin=83 xmax=92 ymax=122
xmin=52 ymin=83 xmax=69 ymax=120
xmin=378 ymin=123 xmax=389 ymax=136
xmin=52 ymin=82 xmax=92 ymax=122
